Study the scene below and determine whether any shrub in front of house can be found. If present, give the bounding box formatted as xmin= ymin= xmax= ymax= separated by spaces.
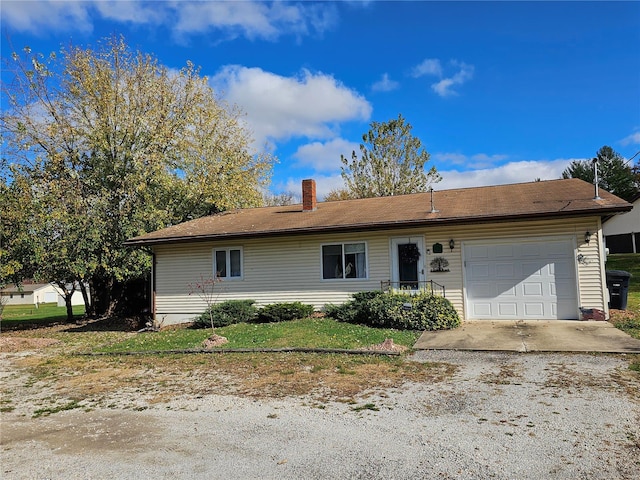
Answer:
xmin=194 ymin=300 xmax=258 ymax=328
xmin=256 ymin=302 xmax=315 ymax=323
xmin=326 ymin=291 xmax=460 ymax=331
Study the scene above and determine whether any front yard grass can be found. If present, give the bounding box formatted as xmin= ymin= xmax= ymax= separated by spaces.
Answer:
xmin=96 ymin=318 xmax=422 ymax=353
xmin=1 ymin=303 xmax=85 ymax=329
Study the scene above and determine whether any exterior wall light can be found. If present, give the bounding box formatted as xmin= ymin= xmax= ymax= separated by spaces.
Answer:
xmin=584 ymin=232 xmax=591 ymax=245
xmin=449 ymin=239 xmax=455 ymax=251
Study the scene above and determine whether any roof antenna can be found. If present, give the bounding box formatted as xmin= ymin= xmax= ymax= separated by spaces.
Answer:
xmin=430 ymin=187 xmax=439 ymax=213
xmin=592 ymin=157 xmax=601 ymax=200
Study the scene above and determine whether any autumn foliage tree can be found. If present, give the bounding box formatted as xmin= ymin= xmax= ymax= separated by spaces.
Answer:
xmin=1 ymin=36 xmax=274 ymax=318
xmin=336 ymin=114 xmax=440 ymax=199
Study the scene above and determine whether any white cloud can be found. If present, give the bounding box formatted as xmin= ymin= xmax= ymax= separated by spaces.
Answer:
xmin=435 ymin=159 xmax=574 ymax=191
xmin=435 ymin=152 xmax=509 ymax=169
xmin=210 ymin=66 xmax=372 ymax=148
xmin=292 ymin=138 xmax=360 ymax=172
xmin=180 ymin=1 xmax=337 ymax=41
xmin=431 ymin=61 xmax=474 ymax=97
xmin=411 ymin=58 xmax=474 ymax=97
xmin=1 ymin=1 xmax=337 ymax=41
xmin=371 ymin=73 xmax=399 ymax=92
xmin=411 ymin=59 xmax=442 ymax=78
xmin=2 ymin=0 xmax=93 ymax=34
xmin=93 ymin=1 xmax=165 ymax=25
xmin=620 ymin=131 xmax=640 ymax=146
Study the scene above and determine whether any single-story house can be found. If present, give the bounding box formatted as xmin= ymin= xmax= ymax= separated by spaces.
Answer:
xmin=602 ymin=194 xmax=638 ymax=253
xmin=1 ymin=282 xmax=87 ymax=307
xmin=125 ymin=178 xmax=632 ymax=326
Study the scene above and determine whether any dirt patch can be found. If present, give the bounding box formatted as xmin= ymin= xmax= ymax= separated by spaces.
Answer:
xmin=1 ymin=411 xmax=162 ymax=454
xmin=0 ymin=337 xmax=60 ymax=353
xmin=365 ymin=338 xmax=408 ymax=353
xmin=202 ymin=334 xmax=229 ymax=348
xmin=2 ymin=351 xmax=456 ymax=415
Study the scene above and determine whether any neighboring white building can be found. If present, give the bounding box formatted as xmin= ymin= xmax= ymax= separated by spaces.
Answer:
xmin=603 ymin=195 xmax=639 ymax=253
xmin=1 ymin=282 xmax=87 ymax=307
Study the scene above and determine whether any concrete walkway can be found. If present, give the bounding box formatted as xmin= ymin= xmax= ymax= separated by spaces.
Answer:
xmin=414 ymin=320 xmax=640 ymax=353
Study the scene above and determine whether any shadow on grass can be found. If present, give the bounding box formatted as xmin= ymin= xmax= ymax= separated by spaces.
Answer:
xmin=1 ymin=316 xmax=147 ymax=333
xmin=0 ymin=316 xmax=80 ymax=332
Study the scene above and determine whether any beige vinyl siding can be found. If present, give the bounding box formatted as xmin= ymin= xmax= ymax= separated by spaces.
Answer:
xmin=154 ymin=231 xmax=396 ymax=324
xmin=153 ymin=216 xmax=606 ymax=325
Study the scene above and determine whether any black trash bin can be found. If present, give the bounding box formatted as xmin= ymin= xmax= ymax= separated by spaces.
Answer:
xmin=606 ymin=270 xmax=632 ymax=310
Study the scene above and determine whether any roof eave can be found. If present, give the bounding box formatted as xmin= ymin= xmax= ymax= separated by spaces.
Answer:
xmin=124 ymin=204 xmax=632 ymax=247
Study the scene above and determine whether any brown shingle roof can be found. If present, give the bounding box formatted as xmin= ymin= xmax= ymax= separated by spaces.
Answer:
xmin=125 ymin=179 xmax=632 ymax=246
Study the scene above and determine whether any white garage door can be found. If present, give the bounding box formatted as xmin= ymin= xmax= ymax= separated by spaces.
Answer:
xmin=464 ymin=238 xmax=578 ymax=320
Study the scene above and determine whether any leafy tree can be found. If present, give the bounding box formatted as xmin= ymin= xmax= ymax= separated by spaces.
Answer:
xmin=562 ymin=146 xmax=639 ymax=201
xmin=324 ymin=188 xmax=353 ymax=202
xmin=338 ymin=114 xmax=440 ymax=198
xmin=1 ymin=36 xmax=274 ymax=317
xmin=263 ymin=191 xmax=295 ymax=206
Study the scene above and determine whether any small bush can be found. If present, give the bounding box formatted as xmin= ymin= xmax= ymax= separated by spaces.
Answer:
xmin=324 ymin=290 xmax=383 ymax=325
xmin=194 ymin=300 xmax=257 ymax=328
xmin=326 ymin=291 xmax=460 ymax=331
xmin=256 ymin=302 xmax=315 ymax=323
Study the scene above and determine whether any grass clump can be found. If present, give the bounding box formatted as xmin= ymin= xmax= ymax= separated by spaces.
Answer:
xmin=326 ymin=291 xmax=460 ymax=331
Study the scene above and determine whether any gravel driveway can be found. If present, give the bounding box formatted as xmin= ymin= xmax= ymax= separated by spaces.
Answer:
xmin=2 ymin=350 xmax=639 ymax=479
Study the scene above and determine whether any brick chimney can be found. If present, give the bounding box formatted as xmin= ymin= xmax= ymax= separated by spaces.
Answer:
xmin=302 ymin=179 xmax=317 ymax=212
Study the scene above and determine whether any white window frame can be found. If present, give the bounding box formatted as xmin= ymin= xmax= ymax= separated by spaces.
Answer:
xmin=213 ymin=246 xmax=244 ymax=281
xmin=320 ymin=241 xmax=368 ymax=281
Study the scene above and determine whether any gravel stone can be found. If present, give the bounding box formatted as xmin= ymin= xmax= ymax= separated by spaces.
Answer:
xmin=1 ymin=350 xmax=639 ymax=479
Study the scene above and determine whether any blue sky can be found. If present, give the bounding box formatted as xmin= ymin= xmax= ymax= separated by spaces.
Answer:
xmin=2 ymin=1 xmax=639 ymax=199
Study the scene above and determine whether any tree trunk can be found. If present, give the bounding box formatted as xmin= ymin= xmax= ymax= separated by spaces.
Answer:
xmin=91 ymin=273 xmax=116 ymax=317
xmin=54 ymin=281 xmax=76 ymax=323
xmin=80 ymin=281 xmax=91 ymax=317
xmin=64 ymin=293 xmax=74 ymax=323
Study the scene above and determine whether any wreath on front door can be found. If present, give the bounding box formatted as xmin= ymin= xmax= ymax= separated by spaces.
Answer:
xmin=400 ymin=244 xmax=421 ymax=263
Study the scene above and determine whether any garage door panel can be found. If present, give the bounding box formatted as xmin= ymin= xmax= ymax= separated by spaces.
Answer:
xmin=496 ymin=283 xmax=516 ymax=296
xmin=522 ymin=261 xmax=544 ymax=277
xmin=521 ymin=243 xmax=541 ymax=257
xmin=465 ymin=239 xmax=577 ymax=320
xmin=495 ymin=263 xmax=515 ymax=278
xmin=469 ymin=263 xmax=490 ymax=279
xmin=495 ymin=245 xmax=515 ymax=258
xmin=467 ymin=246 xmax=489 ymax=260
xmin=547 ymin=241 xmax=573 ymax=256
xmin=498 ymin=303 xmax=517 ymax=316
xmin=523 ymin=282 xmax=543 ymax=296
xmin=550 ymin=260 xmax=572 ymax=278
xmin=554 ymin=280 xmax=575 ymax=298
xmin=473 ymin=303 xmax=492 ymax=317
xmin=524 ymin=303 xmax=544 ymax=316
xmin=469 ymin=283 xmax=495 ymax=298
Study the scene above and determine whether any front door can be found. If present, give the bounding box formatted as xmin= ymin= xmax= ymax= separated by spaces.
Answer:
xmin=391 ymin=237 xmax=426 ymax=291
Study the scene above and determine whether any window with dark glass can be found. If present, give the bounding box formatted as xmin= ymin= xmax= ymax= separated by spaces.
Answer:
xmin=322 ymin=243 xmax=367 ymax=279
xmin=214 ymin=247 xmax=243 ymax=279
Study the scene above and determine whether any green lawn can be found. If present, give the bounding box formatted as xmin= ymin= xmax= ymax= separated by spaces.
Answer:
xmin=1 ymin=303 xmax=85 ymax=329
xmin=97 ymin=318 xmax=422 ymax=353
xmin=605 ymin=253 xmax=640 ymax=339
